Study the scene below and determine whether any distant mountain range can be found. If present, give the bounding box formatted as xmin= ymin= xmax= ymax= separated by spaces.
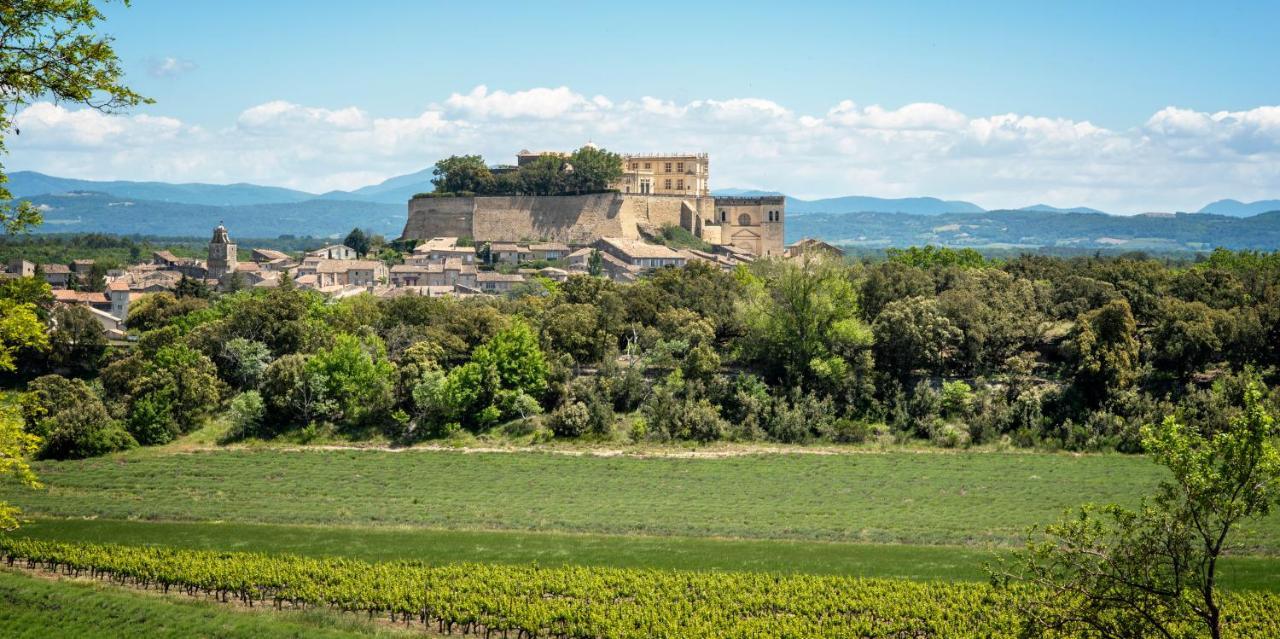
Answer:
xmin=5 ymin=170 xmax=1280 ymax=247
xmin=1198 ymin=199 xmax=1280 ymax=218
xmin=785 ymin=210 xmax=1280 ymax=252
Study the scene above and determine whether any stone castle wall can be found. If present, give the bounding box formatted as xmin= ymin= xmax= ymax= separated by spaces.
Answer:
xmin=402 ymin=193 xmax=711 ymax=243
xmin=400 ymin=192 xmax=782 ymax=254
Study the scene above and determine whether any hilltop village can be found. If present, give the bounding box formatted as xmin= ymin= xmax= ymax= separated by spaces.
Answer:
xmin=1 ymin=147 xmax=835 ymax=336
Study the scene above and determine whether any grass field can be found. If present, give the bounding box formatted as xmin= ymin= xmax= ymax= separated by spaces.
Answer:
xmin=11 ymin=447 xmax=1280 ymax=549
xmin=0 ymin=569 xmax=406 ymax=638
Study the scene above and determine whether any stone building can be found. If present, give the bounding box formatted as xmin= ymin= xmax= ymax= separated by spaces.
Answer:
xmin=207 ymin=224 xmax=238 ymax=279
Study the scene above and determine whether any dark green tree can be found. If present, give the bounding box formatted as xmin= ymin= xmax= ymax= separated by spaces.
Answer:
xmin=431 ymin=155 xmax=494 ymax=194
xmin=343 ymin=227 xmax=371 ymax=257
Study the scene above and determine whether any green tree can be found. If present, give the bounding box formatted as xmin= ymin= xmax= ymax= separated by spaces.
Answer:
xmin=1 ymin=0 xmax=150 ymax=233
xmin=430 ymin=155 xmax=494 ymax=194
xmin=1068 ymin=298 xmax=1140 ymax=405
xmin=0 ymin=297 xmax=47 ymax=371
xmin=564 ymin=145 xmax=623 ymax=193
xmin=127 ymin=344 xmax=221 ymax=443
xmin=343 ymin=227 xmax=371 ymax=257
xmin=305 ymin=333 xmax=396 ymax=429
xmin=46 ymin=304 xmax=107 ymax=373
xmin=995 ymin=382 xmax=1279 ymax=639
xmin=174 ymin=274 xmax=211 ymax=299
xmin=260 ymin=353 xmax=333 ymax=431
xmin=516 ymin=154 xmax=566 ymax=196
xmin=216 ymin=337 xmax=272 ymax=390
xmin=587 ymin=249 xmax=603 ymax=277
xmin=872 ymin=296 xmax=961 ymax=382
xmin=22 ymin=375 xmax=134 ymax=460
xmin=738 ymin=255 xmax=873 ymax=392
xmin=0 ymin=404 xmax=41 ymax=530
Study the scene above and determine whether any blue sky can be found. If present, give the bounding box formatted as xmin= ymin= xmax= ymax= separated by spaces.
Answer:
xmin=10 ymin=0 xmax=1280 ymax=211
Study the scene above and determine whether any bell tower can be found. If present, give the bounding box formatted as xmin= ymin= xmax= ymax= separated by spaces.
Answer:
xmin=208 ymin=222 xmax=237 ymax=279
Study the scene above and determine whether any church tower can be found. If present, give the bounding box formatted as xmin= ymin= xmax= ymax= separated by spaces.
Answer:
xmin=208 ymin=223 xmax=237 ymax=279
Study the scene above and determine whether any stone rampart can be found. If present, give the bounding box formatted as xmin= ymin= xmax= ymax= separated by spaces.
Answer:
xmin=400 ymin=193 xmax=714 ymax=243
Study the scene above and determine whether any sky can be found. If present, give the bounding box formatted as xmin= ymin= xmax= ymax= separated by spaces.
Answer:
xmin=8 ymin=0 xmax=1280 ymax=212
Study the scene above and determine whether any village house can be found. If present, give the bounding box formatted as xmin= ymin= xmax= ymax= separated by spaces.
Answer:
xmin=296 ymin=259 xmax=388 ymax=289
xmin=528 ymin=242 xmax=570 ymax=261
xmin=476 ymin=271 xmax=527 ymax=293
xmin=389 ymin=258 xmax=477 ymax=288
xmin=410 ymin=237 xmax=477 ymax=264
xmin=39 ymin=263 xmax=72 ymax=289
xmin=307 ymin=244 xmax=358 ymax=260
xmin=595 ymin=237 xmax=687 ymax=270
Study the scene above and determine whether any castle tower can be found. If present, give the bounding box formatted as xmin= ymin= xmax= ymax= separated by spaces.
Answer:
xmin=208 ymin=223 xmax=237 ymax=279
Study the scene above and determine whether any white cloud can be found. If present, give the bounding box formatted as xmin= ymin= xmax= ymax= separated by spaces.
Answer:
xmin=7 ymin=86 xmax=1280 ymax=212
xmin=148 ymin=56 xmax=197 ymax=78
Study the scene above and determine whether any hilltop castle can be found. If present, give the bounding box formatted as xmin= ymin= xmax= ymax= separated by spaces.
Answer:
xmin=401 ymin=149 xmax=785 ymax=257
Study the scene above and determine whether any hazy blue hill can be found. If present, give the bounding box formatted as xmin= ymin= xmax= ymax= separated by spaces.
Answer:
xmin=7 ymin=171 xmax=317 ymax=206
xmin=26 ymin=191 xmax=402 ymax=238
xmin=713 ymin=189 xmax=985 ymax=215
xmin=785 ymin=209 xmax=1280 ymax=251
xmin=712 ymin=188 xmax=785 ymax=197
xmin=316 ymin=167 xmax=436 ymax=204
xmin=1017 ymin=203 xmax=1108 ymax=214
xmin=1198 ymin=198 xmax=1280 ymax=217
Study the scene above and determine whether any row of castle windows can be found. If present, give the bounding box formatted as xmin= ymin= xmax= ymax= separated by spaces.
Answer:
xmin=717 ymin=210 xmax=783 ymax=225
xmin=628 ymin=161 xmax=692 ymax=173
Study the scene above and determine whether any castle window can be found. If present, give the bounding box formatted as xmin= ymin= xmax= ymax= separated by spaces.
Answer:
xmin=664 ymin=179 xmax=672 ymax=189
xmin=644 ymin=162 xmax=651 ymax=169
xmin=677 ymin=162 xmax=684 ymax=172
xmin=719 ymin=210 xmax=726 ymax=222
xmin=630 ymin=162 xmax=638 ymax=170
xmin=738 ymin=213 xmax=752 ymax=226
xmin=664 ymin=162 xmax=672 ymax=172
xmin=677 ymin=179 xmax=684 ymax=190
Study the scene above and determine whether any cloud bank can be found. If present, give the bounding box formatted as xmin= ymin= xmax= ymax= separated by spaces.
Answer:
xmin=9 ymin=85 xmax=1280 ymax=212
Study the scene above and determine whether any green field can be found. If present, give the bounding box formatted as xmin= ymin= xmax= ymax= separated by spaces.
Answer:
xmin=4 ymin=447 xmax=1278 ymax=597
xmin=12 ymin=447 xmax=1279 ymax=548
xmin=0 ymin=569 xmax=404 ymax=638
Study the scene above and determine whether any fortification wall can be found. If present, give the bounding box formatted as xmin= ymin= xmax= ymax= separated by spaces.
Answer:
xmin=401 ymin=193 xmax=717 ymax=243
xmin=401 ymin=197 xmax=474 ymax=240
xmin=471 ymin=194 xmax=636 ymax=243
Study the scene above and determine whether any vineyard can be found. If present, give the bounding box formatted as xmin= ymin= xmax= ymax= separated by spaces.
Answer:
xmin=3 ymin=538 xmax=1279 ymax=638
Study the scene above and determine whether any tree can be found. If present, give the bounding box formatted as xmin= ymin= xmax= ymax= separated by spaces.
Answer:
xmin=0 ymin=404 xmax=41 ymax=530
xmin=1068 ymin=299 xmax=1140 ymax=404
xmin=1 ymin=0 xmax=150 ymax=233
xmin=872 ymin=296 xmax=961 ymax=382
xmin=305 ymin=333 xmax=396 ymax=429
xmin=216 ymin=337 xmax=272 ymax=390
xmin=47 ymin=304 xmax=107 ymax=373
xmin=127 ymin=344 xmax=221 ymax=443
xmin=516 ymin=154 xmax=566 ymax=196
xmin=564 ymin=145 xmax=623 ymax=193
xmin=23 ymin=375 xmax=134 ymax=460
xmin=343 ymin=227 xmax=371 ymax=257
xmin=0 ymin=298 xmax=47 ymax=371
xmin=738 ymin=255 xmax=873 ymax=392
xmin=430 ymin=155 xmax=494 ymax=194
xmin=174 ymin=274 xmax=211 ymax=299
xmin=994 ymin=382 xmax=1278 ymax=639
xmin=587 ymin=249 xmax=603 ymax=277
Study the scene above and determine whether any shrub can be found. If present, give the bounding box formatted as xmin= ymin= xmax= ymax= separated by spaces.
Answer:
xmin=547 ymin=401 xmax=591 ymax=438
xmin=226 ymin=391 xmax=266 ymax=440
